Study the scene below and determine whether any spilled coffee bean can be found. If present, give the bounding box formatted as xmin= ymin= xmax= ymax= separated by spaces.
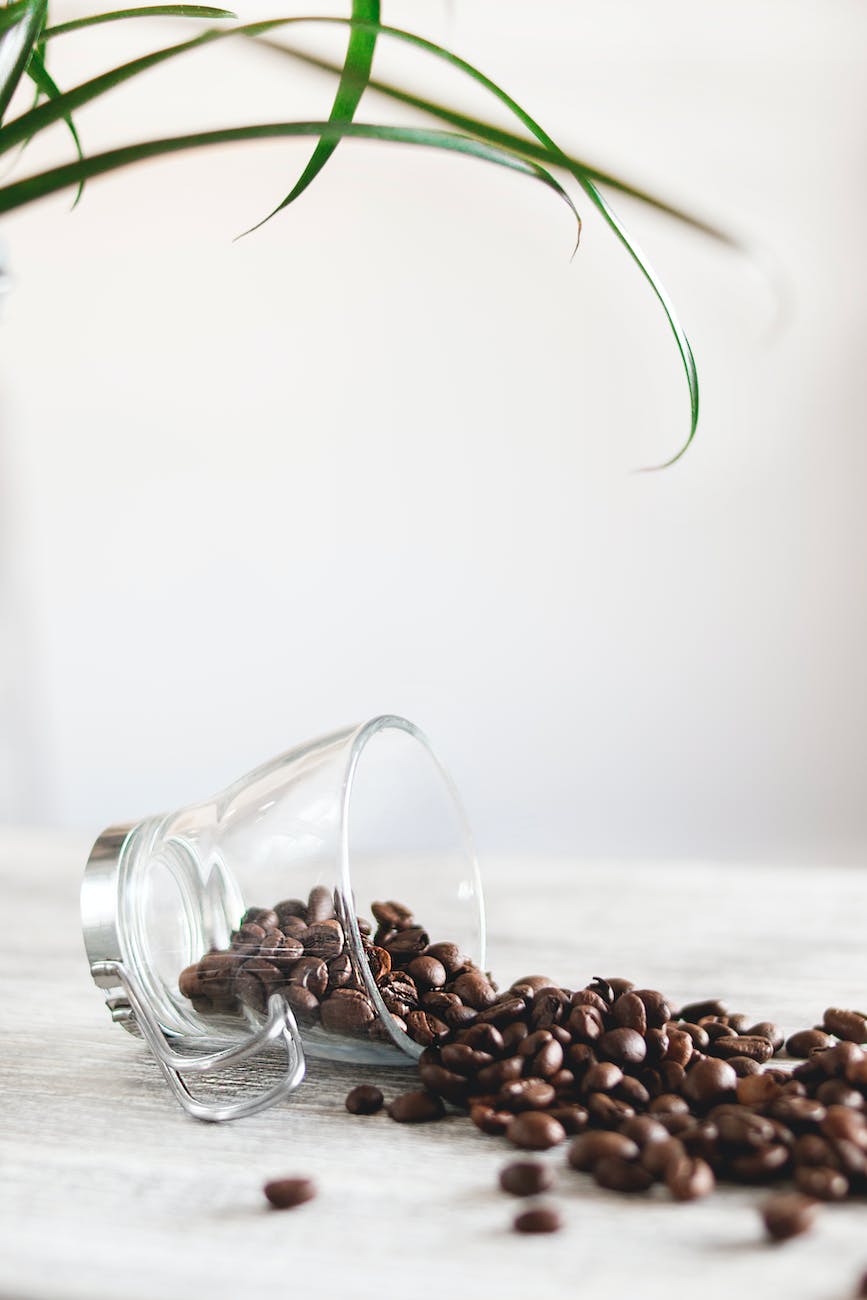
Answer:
xmin=263 ymin=1177 xmax=317 ymax=1210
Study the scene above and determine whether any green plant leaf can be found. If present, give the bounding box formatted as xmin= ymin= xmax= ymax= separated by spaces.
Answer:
xmin=253 ymin=21 xmax=701 ymax=463
xmin=245 ymin=0 xmax=379 ymax=234
xmin=0 ymin=0 xmax=46 ymax=123
xmin=0 ymin=121 xmax=582 ymax=242
xmin=25 ymin=46 xmax=86 ymax=206
xmin=43 ymin=7 xmax=235 ymax=39
xmin=0 ymin=2 xmax=31 ymax=37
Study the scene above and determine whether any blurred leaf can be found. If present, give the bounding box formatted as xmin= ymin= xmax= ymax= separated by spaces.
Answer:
xmin=246 ymin=0 xmax=379 ymax=233
xmin=0 ymin=121 xmax=582 ymax=241
xmin=44 ymin=7 xmax=235 ymax=38
xmin=25 ymin=46 xmax=86 ymax=206
xmin=0 ymin=2 xmax=32 ymax=37
xmin=0 ymin=0 xmax=46 ymax=123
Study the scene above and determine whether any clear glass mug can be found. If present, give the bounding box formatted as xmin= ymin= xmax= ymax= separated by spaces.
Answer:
xmin=81 ymin=716 xmax=485 ymax=1121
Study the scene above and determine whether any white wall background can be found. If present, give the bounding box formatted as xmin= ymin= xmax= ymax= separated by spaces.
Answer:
xmin=0 ymin=0 xmax=865 ymax=862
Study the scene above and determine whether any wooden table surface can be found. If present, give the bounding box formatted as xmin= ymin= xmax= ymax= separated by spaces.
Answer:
xmin=1 ymin=828 xmax=865 ymax=1300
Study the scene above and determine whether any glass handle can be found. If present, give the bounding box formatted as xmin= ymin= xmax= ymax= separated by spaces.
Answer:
xmin=90 ymin=960 xmax=306 ymax=1122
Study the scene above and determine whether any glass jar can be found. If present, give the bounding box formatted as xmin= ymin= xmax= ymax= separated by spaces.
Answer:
xmin=81 ymin=715 xmax=485 ymax=1121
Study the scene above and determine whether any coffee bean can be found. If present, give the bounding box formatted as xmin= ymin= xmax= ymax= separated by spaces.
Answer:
xmin=620 ymin=1115 xmax=669 ymax=1147
xmin=568 ymin=1006 xmax=604 ymax=1043
xmin=419 ymin=1063 xmax=471 ymax=1104
xmin=364 ymin=945 xmax=392 ymax=981
xmin=424 ymin=942 xmax=467 ymax=975
xmin=711 ymin=1035 xmax=774 ymax=1064
xmin=824 ymin=1008 xmax=867 ymax=1044
xmin=648 ymin=1093 xmax=690 ymax=1116
xmin=499 ymin=1160 xmax=554 ymax=1196
xmin=283 ymin=985 xmax=320 ymax=1020
xmin=570 ymin=989 xmax=610 ymax=1015
xmin=385 ymin=927 xmax=431 ymax=961
xmin=387 ymin=1090 xmax=446 ymax=1123
xmin=675 ymin=1021 xmax=710 ymax=1051
xmin=666 ymin=1155 xmax=715 ymax=1201
xmin=407 ymin=955 xmax=447 ymax=990
xmin=507 ymin=1111 xmax=566 ymax=1150
xmin=642 ymin=1137 xmax=687 ymax=1178
xmin=760 ymin=1193 xmax=818 ymax=1241
xmin=745 ymin=1022 xmax=784 ymax=1052
xmin=794 ymin=1165 xmax=849 ymax=1200
xmin=728 ymin=1056 xmax=764 ymax=1078
xmin=405 ymin=1010 xmax=450 ymax=1047
xmin=326 ymin=953 xmax=354 ymax=991
xmin=610 ymin=992 xmax=648 ymax=1034
xmin=632 ymin=989 xmax=672 ymax=1030
xmin=457 ymin=1023 xmax=505 ymax=1054
xmin=665 ymin=1029 xmax=694 ymax=1069
xmin=321 ymin=988 xmax=375 ymax=1032
xmin=345 ymin=1084 xmax=384 ymax=1114
xmin=511 ymin=975 xmax=559 ymax=997
xmin=513 ymin=1206 xmax=562 ymax=1234
xmin=588 ymin=976 xmax=615 ymax=1005
xmin=499 ymin=1079 xmax=556 ymax=1113
xmin=567 ymin=1131 xmax=639 ymax=1171
xmin=263 ymin=1177 xmax=316 ymax=1210
xmin=371 ymin=899 xmax=414 ymax=929
xmin=548 ymin=1105 xmax=589 ymax=1134
xmin=594 ymin=1155 xmax=654 ymax=1193
xmin=729 ymin=1145 xmax=790 ymax=1181
xmin=683 ymin=1058 xmax=737 ymax=1106
xmin=820 ymin=1105 xmax=867 ymax=1146
xmin=288 ymin=956 xmax=329 ymax=999
xmin=470 ymin=1105 xmax=513 ymax=1136
xmin=477 ymin=997 xmax=527 ymax=1027
xmin=531 ymin=989 xmax=569 ymax=1030
xmin=598 ymin=1027 xmax=647 ymax=1067
xmin=582 ymin=1062 xmax=623 ymax=1094
xmin=679 ymin=999 xmax=728 ymax=1021
xmin=451 ymin=971 xmax=498 ymax=1011
xmin=816 ymin=1080 xmax=864 ymax=1109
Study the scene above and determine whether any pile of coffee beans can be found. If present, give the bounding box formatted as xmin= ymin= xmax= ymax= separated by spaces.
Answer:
xmin=177 ymin=889 xmax=495 ymax=1045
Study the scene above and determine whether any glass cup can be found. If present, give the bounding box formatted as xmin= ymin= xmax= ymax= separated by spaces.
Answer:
xmin=81 ymin=715 xmax=484 ymax=1121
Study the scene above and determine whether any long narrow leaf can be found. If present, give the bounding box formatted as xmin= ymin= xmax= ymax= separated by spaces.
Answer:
xmin=26 ymin=46 xmax=86 ymax=206
xmin=0 ymin=121 xmax=582 ymax=240
xmin=247 ymin=0 xmax=379 ymax=232
xmin=43 ymin=7 xmax=235 ymax=38
xmin=253 ymin=22 xmax=701 ymax=461
xmin=0 ymin=2 xmax=31 ymax=37
xmin=0 ymin=0 xmax=46 ymax=122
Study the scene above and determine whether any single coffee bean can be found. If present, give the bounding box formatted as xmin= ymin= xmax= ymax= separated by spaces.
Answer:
xmin=594 ymin=1156 xmax=654 ymax=1193
xmin=785 ymin=1028 xmax=833 ymax=1058
xmin=568 ymin=1006 xmax=604 ymax=1043
xmin=502 ymin=1021 xmax=531 ymax=1052
xmin=586 ymin=1094 xmax=635 ymax=1127
xmin=470 ymin=1105 xmax=513 ymax=1136
xmin=456 ymin=1023 xmax=505 ymax=1054
xmin=679 ymin=999 xmax=728 ymax=1021
xmin=283 ymin=985 xmax=320 ymax=1020
xmin=729 ymin=1145 xmax=790 ymax=1181
xmin=642 ymin=1137 xmax=687 ymax=1178
xmin=820 ymin=1105 xmax=867 ymax=1146
xmin=815 ymin=1042 xmax=863 ymax=1076
xmin=794 ymin=1165 xmax=849 ymax=1201
xmin=824 ymin=1008 xmax=867 ymax=1044
xmin=570 ymin=989 xmax=610 ymax=1015
xmin=302 ymin=920 xmax=344 ymax=960
xmin=816 ymin=1079 xmax=864 ymax=1109
xmin=548 ymin=1105 xmax=589 ymax=1134
xmin=620 ymin=1115 xmax=669 ymax=1147
xmin=507 ymin=1111 xmax=566 ymax=1150
xmin=288 ymin=956 xmax=329 ymax=999
xmin=385 ymin=927 xmax=431 ymax=960
xmin=666 ymin=1155 xmax=715 ymax=1201
xmin=513 ymin=1206 xmax=562 ymax=1234
xmin=425 ymin=942 xmax=467 ymax=975
xmin=649 ymin=1093 xmax=690 ymax=1116
xmin=588 ymin=976 xmax=615 ymax=1005
xmin=598 ymin=1027 xmax=647 ymax=1067
xmin=616 ymin=1077 xmax=651 ymax=1110
xmin=345 ymin=1084 xmax=384 ymax=1114
xmin=746 ymin=1022 xmax=784 ymax=1052
xmin=499 ymin=1160 xmax=554 ymax=1197
xmin=770 ymin=1096 xmax=827 ymax=1130
xmin=683 ymin=1058 xmax=737 ymax=1106
xmin=610 ymin=992 xmax=648 ymax=1034
xmin=275 ymin=898 xmax=308 ymax=923
xmin=365 ymin=945 xmax=392 ymax=981
xmin=510 ymin=975 xmax=557 ymax=997
xmin=711 ymin=1035 xmax=774 ymax=1064
xmin=477 ymin=997 xmax=528 ymax=1027
xmin=676 ymin=1021 xmax=711 ymax=1051
xmin=632 ymin=989 xmax=672 ymax=1029
xmin=263 ymin=1177 xmax=316 ymax=1210
xmin=760 ymin=1193 xmax=818 ymax=1241
xmin=499 ymin=1078 xmax=556 ymax=1113
xmin=418 ymin=1063 xmax=470 ymax=1104
xmin=326 ymin=953 xmax=354 ymax=991
xmin=405 ymin=1010 xmax=450 ymax=1047
xmin=371 ymin=899 xmax=414 ymax=929
xmin=665 ymin=1029 xmax=694 ymax=1069
xmin=582 ymin=1062 xmax=623 ymax=1094
xmin=321 ymin=988 xmax=375 ymax=1032
xmin=451 ymin=971 xmax=498 ymax=1011
xmin=477 ymin=1056 xmax=524 ymax=1091
xmin=531 ymin=989 xmax=569 ymax=1030
xmin=387 ymin=1090 xmax=446 ymax=1123
xmin=568 ymin=1131 xmax=639 ymax=1171
xmin=407 ymin=955 xmax=448 ymax=990
xmin=728 ymin=1056 xmax=764 ymax=1078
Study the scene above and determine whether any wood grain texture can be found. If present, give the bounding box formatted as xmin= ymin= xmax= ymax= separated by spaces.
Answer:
xmin=1 ymin=828 xmax=865 ymax=1300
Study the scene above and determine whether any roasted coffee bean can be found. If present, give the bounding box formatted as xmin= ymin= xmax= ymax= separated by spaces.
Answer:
xmin=702 ymin=1019 xmax=735 ymax=1043
xmin=680 ymin=1121 xmax=720 ymax=1165
xmin=794 ymin=1165 xmax=849 ymax=1200
xmin=531 ymin=989 xmax=569 ymax=1030
xmin=280 ymin=916 xmax=308 ymax=940
xmin=667 ymin=1155 xmax=715 ymax=1201
xmin=326 ymin=953 xmax=354 ymax=991
xmin=511 ymin=975 xmax=558 ymax=998
xmin=304 ymin=886 xmax=333 ymax=924
xmin=499 ymin=1079 xmax=556 ymax=1113
xmin=648 ymin=1093 xmax=690 ymax=1116
xmin=594 ymin=1156 xmax=654 ymax=1193
xmin=178 ymin=965 xmax=204 ymax=999
xmin=644 ymin=1028 xmax=670 ymax=1064
xmin=365 ymin=945 xmax=392 ymax=981
xmin=445 ymin=1004 xmax=478 ymax=1029
xmin=301 ymin=920 xmax=344 ymax=960
xmin=711 ymin=1035 xmax=774 ymax=1064
xmin=606 ymin=977 xmax=635 ymax=997
xmin=716 ymin=1110 xmax=776 ymax=1149
xmin=760 ymin=1193 xmax=818 ymax=1241
xmin=816 ymin=1042 xmax=864 ymax=1076
xmin=615 ymin=1076 xmax=650 ymax=1109
xmin=440 ymin=1043 xmax=490 ymax=1076
xmin=680 ymin=999 xmax=728 ymax=1021
xmin=234 ymin=968 xmax=269 ymax=1014
xmin=450 ymin=971 xmax=498 ymax=1011
xmin=659 ymin=1061 xmax=687 ymax=1093
xmin=502 ymin=1021 xmax=531 ymax=1052
xmin=345 ymin=1084 xmax=384 ymax=1114
xmin=513 ymin=1207 xmax=562 ymax=1234
xmin=620 ymin=1116 xmax=669 ymax=1148
xmin=548 ymin=1105 xmax=589 ymax=1134
xmin=321 ymin=988 xmax=375 ymax=1032
xmin=824 ymin=1008 xmax=867 ymax=1044
xmin=288 ymin=956 xmax=328 ymax=999
xmin=405 ymin=1010 xmax=450 ymax=1047
xmin=598 ymin=1027 xmax=647 ymax=1067
xmin=371 ymin=899 xmax=414 ymax=929
xmin=586 ymin=1094 xmax=635 ymax=1127
xmin=499 ymin=1160 xmax=554 ymax=1197
xmin=243 ymin=906 xmax=279 ymax=930
xmin=582 ymin=1061 xmax=623 ymax=1094
xmin=785 ymin=1028 xmax=833 ymax=1058
xmin=263 ymin=1177 xmax=316 ymax=1210
xmin=729 ymin=1145 xmax=790 ymax=1182
xmin=568 ymin=1005 xmax=604 ymax=1043
xmin=745 ymin=1022 xmax=784 ymax=1052
xmin=197 ymin=951 xmax=237 ymax=998
xmin=424 ymin=942 xmax=467 ymax=975
xmin=571 ymin=989 xmax=609 ymax=1014
xmin=816 ymin=1080 xmax=864 ymax=1109
xmin=588 ymin=976 xmax=615 ymax=1005
xmin=283 ymin=985 xmax=320 ymax=1020
xmin=770 ymin=1096 xmax=827 ymax=1130
xmin=728 ymin=1056 xmax=764 ymax=1078
xmin=632 ymin=989 xmax=672 ymax=1030
xmin=477 ymin=997 xmax=528 ymax=1027
xmin=471 ymin=1105 xmax=513 ymax=1136
xmin=568 ymin=1131 xmax=639 ymax=1170
xmin=388 ymin=1090 xmax=445 ymax=1123
xmin=420 ymin=990 xmax=460 ymax=1015
xmin=407 ymin=955 xmax=447 ymax=990
xmin=793 ymin=1134 xmax=837 ymax=1167
xmin=683 ymin=1058 xmax=737 ymax=1106
xmin=675 ymin=1021 xmax=710 ymax=1051
xmin=477 ymin=1056 xmax=524 ymax=1091
xmin=832 ymin=1140 xmax=867 ymax=1179
xmin=821 ymin=1105 xmax=867 ymax=1146
xmin=385 ymin=927 xmax=431 ymax=961
xmin=642 ymin=1137 xmax=687 ymax=1178
xmin=418 ymin=1063 xmax=470 ymax=1105
xmin=236 ymin=922 xmax=267 ymax=944
xmin=505 ymin=1110 xmax=565 ymax=1150
xmin=275 ymin=898 xmax=308 ymax=924
xmin=664 ymin=1029 xmax=694 ymax=1069
xmin=457 ymin=1023 xmax=505 ymax=1055
xmin=610 ymin=991 xmax=648 ymax=1035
